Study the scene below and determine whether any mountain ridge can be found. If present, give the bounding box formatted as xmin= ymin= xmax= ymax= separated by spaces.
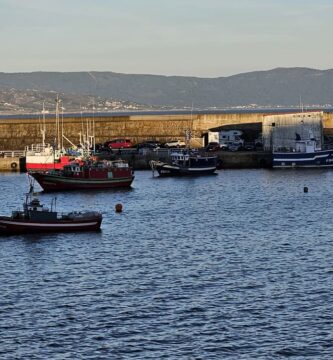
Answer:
xmin=0 ymin=67 xmax=332 ymax=112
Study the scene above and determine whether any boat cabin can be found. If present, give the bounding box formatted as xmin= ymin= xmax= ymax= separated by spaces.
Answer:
xmin=60 ymin=159 xmax=132 ymax=180
xmin=12 ymin=197 xmax=57 ymax=221
xmin=171 ymin=151 xmax=190 ymax=166
xmin=295 ymin=139 xmax=320 ymax=153
xmin=170 ymin=150 xmax=217 ymax=168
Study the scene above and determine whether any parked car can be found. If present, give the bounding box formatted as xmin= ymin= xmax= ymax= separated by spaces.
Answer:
xmin=220 ymin=141 xmax=241 ymax=151
xmin=254 ymin=139 xmax=263 ymax=149
xmin=228 ymin=141 xmax=243 ymax=152
xmin=163 ymin=139 xmax=186 ymax=148
xmin=205 ymin=142 xmax=221 ymax=152
xmin=136 ymin=140 xmax=161 ymax=150
xmin=136 ymin=142 xmax=158 ymax=149
xmin=219 ymin=142 xmax=229 ymax=151
xmin=104 ymin=139 xmax=133 ymax=149
xmin=243 ymin=142 xmax=256 ymax=151
xmin=145 ymin=140 xmax=162 ymax=146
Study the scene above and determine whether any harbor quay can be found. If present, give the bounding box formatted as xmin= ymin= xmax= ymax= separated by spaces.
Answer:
xmin=0 ymin=155 xmax=22 ymax=171
xmin=118 ymin=149 xmax=273 ymax=170
xmin=0 ymin=109 xmax=332 ymax=171
xmin=0 ymin=148 xmax=271 ymax=172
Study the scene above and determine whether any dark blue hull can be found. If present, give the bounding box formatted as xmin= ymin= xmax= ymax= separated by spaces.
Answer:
xmin=151 ymin=156 xmax=217 ymax=176
xmin=273 ymin=148 xmax=333 ymax=168
xmin=156 ymin=164 xmax=217 ymax=176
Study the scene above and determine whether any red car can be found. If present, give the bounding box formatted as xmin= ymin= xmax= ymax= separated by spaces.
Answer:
xmin=104 ymin=139 xmax=133 ymax=149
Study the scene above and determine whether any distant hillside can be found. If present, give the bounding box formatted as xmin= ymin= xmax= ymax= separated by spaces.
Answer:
xmin=0 ymin=68 xmax=332 ymax=110
xmin=0 ymin=88 xmax=155 ymax=114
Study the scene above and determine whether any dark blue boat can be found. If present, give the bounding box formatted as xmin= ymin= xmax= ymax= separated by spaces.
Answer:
xmin=273 ymin=138 xmax=333 ymax=168
xmin=150 ymin=150 xmax=218 ymax=176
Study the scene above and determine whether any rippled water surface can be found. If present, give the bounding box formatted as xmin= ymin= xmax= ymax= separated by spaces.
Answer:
xmin=0 ymin=170 xmax=333 ymax=359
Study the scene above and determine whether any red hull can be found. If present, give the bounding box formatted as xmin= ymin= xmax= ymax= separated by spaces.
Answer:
xmin=0 ymin=217 xmax=102 ymax=235
xmin=29 ymin=159 xmax=134 ymax=191
xmin=30 ymin=172 xmax=134 ymax=191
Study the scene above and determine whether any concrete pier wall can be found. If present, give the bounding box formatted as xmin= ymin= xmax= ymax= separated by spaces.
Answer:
xmin=323 ymin=112 xmax=333 ymax=135
xmin=0 ymin=112 xmax=270 ymax=150
xmin=0 ymin=111 xmax=332 ymax=151
xmin=0 ymin=157 xmax=22 ymax=171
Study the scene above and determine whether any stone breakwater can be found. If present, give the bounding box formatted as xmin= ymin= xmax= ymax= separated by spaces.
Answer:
xmin=0 ymin=112 xmax=262 ymax=150
xmin=1 ymin=110 xmax=332 ymax=151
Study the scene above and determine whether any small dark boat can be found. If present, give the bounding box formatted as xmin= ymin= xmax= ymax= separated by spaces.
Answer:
xmin=150 ymin=149 xmax=218 ymax=176
xmin=0 ymin=186 xmax=102 ymax=235
xmin=29 ymin=159 xmax=134 ymax=191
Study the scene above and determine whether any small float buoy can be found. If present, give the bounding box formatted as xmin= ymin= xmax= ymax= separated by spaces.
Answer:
xmin=304 ymin=186 xmax=308 ymax=193
xmin=115 ymin=203 xmax=123 ymax=213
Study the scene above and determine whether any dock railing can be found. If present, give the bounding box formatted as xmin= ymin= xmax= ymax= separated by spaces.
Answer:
xmin=0 ymin=150 xmax=25 ymax=158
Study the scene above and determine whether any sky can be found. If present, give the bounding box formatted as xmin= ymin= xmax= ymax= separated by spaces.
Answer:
xmin=1 ymin=0 xmax=332 ymax=77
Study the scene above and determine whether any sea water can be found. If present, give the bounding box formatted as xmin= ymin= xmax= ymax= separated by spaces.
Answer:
xmin=0 ymin=169 xmax=332 ymax=359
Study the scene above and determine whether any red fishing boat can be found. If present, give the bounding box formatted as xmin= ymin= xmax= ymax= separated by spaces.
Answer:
xmin=29 ymin=159 xmax=134 ymax=191
xmin=0 ymin=187 xmax=102 ymax=235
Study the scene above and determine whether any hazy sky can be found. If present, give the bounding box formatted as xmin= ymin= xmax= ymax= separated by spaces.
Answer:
xmin=1 ymin=0 xmax=332 ymax=77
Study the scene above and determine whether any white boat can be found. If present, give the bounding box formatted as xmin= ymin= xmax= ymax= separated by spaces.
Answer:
xmin=25 ymin=98 xmax=93 ymax=171
xmin=25 ymin=99 xmax=74 ymax=171
xmin=25 ymin=143 xmax=74 ymax=171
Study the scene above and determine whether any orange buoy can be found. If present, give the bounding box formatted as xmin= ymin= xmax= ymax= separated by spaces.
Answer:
xmin=115 ymin=203 xmax=123 ymax=213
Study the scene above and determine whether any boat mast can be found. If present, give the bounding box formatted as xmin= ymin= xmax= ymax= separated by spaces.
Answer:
xmin=25 ymin=175 xmax=35 ymax=208
xmin=61 ymin=102 xmax=64 ymax=150
xmin=92 ymin=102 xmax=96 ymax=154
xmin=41 ymin=101 xmax=46 ymax=148
xmin=55 ymin=95 xmax=61 ymax=150
xmin=80 ymin=106 xmax=84 ymax=149
xmin=185 ymin=101 xmax=193 ymax=150
xmin=86 ymin=109 xmax=89 ymax=150
xmin=51 ymin=197 xmax=57 ymax=212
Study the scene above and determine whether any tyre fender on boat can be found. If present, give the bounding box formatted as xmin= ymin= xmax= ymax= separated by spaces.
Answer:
xmin=11 ymin=162 xmax=18 ymax=170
